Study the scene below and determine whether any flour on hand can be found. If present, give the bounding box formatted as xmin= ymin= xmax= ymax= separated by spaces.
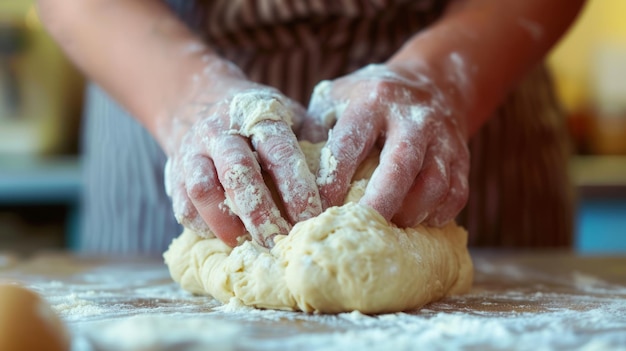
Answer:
xmin=164 ymin=142 xmax=473 ymax=314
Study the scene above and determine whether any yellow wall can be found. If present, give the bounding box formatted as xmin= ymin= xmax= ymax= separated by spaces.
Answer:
xmin=0 ymin=1 xmax=32 ymax=16
xmin=549 ymin=0 xmax=626 ymax=112
xmin=0 ymin=0 xmax=84 ymax=155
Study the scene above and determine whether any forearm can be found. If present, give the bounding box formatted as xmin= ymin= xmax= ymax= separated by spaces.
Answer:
xmin=387 ymin=0 xmax=585 ymax=137
xmin=37 ymin=0 xmax=222 ymax=149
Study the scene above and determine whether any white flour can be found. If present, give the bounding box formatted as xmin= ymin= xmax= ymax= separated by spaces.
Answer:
xmin=5 ymin=254 xmax=626 ymax=351
xmin=71 ymin=294 xmax=626 ymax=351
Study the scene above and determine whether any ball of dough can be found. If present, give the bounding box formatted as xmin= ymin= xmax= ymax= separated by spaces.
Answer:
xmin=278 ymin=204 xmax=472 ymax=313
xmin=164 ymin=203 xmax=472 ymax=314
xmin=0 ymin=284 xmax=70 ymax=351
xmin=164 ymin=142 xmax=473 ymax=314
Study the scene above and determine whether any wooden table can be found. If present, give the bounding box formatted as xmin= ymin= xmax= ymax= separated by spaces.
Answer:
xmin=1 ymin=251 xmax=625 ymax=350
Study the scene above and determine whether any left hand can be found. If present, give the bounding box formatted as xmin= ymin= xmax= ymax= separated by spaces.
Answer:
xmin=162 ymin=60 xmax=321 ymax=247
xmin=300 ymin=64 xmax=470 ymax=228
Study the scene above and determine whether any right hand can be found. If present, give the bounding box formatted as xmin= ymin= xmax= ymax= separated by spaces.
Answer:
xmin=162 ymin=58 xmax=322 ymax=247
xmin=300 ymin=64 xmax=470 ymax=229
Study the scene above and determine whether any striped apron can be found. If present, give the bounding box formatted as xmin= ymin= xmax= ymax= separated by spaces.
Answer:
xmin=80 ymin=0 xmax=572 ymax=253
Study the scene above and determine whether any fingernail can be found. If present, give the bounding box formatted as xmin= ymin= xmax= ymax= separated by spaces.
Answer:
xmin=415 ymin=212 xmax=429 ymax=225
xmin=264 ymin=233 xmax=278 ymax=249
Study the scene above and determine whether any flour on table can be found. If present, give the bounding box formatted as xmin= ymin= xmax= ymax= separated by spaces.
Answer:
xmin=52 ymin=293 xmax=109 ymax=319
xmin=6 ymin=253 xmax=625 ymax=351
xmin=83 ymin=315 xmax=240 ymax=351
xmin=164 ymin=142 xmax=472 ymax=313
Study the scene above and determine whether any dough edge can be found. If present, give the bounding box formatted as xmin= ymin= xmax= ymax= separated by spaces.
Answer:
xmin=164 ymin=202 xmax=472 ymax=314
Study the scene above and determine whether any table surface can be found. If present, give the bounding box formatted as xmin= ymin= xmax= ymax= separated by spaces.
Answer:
xmin=1 ymin=251 xmax=625 ymax=351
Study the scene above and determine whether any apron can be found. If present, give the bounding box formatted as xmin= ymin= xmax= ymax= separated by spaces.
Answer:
xmin=80 ymin=0 xmax=572 ymax=253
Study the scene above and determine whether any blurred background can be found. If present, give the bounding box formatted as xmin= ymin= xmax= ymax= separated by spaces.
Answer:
xmin=0 ymin=0 xmax=624 ymax=255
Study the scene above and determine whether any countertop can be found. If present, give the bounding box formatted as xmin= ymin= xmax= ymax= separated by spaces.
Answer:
xmin=1 ymin=251 xmax=625 ymax=350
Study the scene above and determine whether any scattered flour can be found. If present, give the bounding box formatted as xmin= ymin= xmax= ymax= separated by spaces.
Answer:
xmin=3 ymin=255 xmax=625 ymax=351
xmin=52 ymin=294 xmax=110 ymax=321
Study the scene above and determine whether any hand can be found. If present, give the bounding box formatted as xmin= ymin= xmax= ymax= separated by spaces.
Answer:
xmin=301 ymin=63 xmax=470 ymax=228
xmin=163 ymin=58 xmax=322 ymax=247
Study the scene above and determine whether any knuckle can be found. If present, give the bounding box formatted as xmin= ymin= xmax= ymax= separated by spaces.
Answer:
xmin=220 ymin=158 xmax=258 ymax=191
xmin=183 ymin=156 xmax=220 ymax=203
xmin=263 ymin=137 xmax=297 ymax=162
xmin=371 ymin=79 xmax=397 ymax=98
xmin=426 ymin=172 xmax=449 ymax=199
xmin=186 ymin=181 xmax=214 ymax=203
xmin=393 ymin=141 xmax=424 ymax=169
xmin=333 ymin=130 xmax=365 ymax=165
xmin=246 ymin=209 xmax=269 ymax=228
xmin=200 ymin=115 xmax=224 ymax=134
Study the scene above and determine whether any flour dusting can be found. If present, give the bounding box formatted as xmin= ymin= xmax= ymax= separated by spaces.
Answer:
xmin=3 ymin=254 xmax=625 ymax=351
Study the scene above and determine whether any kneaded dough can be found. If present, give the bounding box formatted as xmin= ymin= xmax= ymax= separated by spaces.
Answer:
xmin=164 ymin=143 xmax=473 ymax=314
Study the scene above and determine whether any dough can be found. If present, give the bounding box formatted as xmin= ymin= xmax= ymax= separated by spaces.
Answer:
xmin=164 ymin=143 xmax=473 ymax=314
xmin=0 ymin=285 xmax=70 ymax=351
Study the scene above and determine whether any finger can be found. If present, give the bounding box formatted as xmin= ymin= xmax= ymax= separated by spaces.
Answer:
xmin=299 ymin=116 xmax=330 ymax=143
xmin=301 ymin=80 xmax=338 ymax=142
xmin=173 ymin=183 xmax=211 ymax=235
xmin=316 ymin=103 xmax=383 ymax=209
xmin=210 ymin=134 xmax=291 ymax=247
xmin=391 ymin=154 xmax=450 ymax=228
xmin=359 ymin=129 xmax=426 ymax=221
xmin=426 ymin=160 xmax=470 ymax=227
xmin=183 ymin=154 xmax=245 ymax=247
xmin=166 ymin=156 xmax=212 ymax=235
xmin=252 ymin=120 xmax=322 ymax=224
xmin=284 ymin=99 xmax=308 ymax=133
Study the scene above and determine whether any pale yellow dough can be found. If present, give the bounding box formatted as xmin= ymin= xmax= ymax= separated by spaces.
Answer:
xmin=164 ymin=142 xmax=473 ymax=314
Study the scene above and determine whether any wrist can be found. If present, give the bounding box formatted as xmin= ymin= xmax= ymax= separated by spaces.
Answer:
xmin=154 ymin=53 xmax=249 ymax=155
